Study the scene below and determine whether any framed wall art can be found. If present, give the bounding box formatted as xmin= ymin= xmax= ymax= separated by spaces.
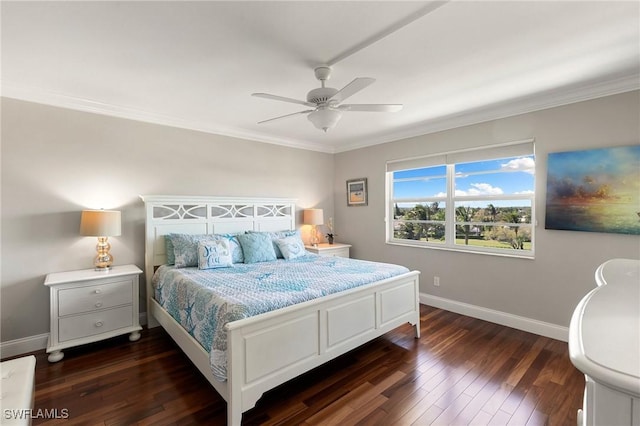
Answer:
xmin=347 ymin=178 xmax=368 ymax=207
xmin=545 ymin=144 xmax=640 ymax=235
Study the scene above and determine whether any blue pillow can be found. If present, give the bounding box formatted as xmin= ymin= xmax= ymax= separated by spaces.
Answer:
xmin=197 ymin=240 xmax=233 ymax=269
xmin=169 ymin=233 xmax=245 ymax=267
xmin=165 ymin=236 xmax=175 ymax=265
xmin=169 ymin=233 xmax=213 ymax=268
xmin=215 ymin=233 xmax=244 ymax=264
xmin=237 ymin=232 xmax=277 ymax=264
xmin=249 ymin=230 xmax=298 ymax=258
xmin=276 ymin=235 xmax=307 ymax=260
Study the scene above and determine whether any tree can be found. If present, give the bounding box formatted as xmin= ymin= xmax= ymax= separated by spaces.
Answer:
xmin=456 ymin=206 xmax=473 ymax=245
xmin=500 ymin=210 xmax=524 ymax=249
xmin=487 ymin=203 xmax=497 ymax=222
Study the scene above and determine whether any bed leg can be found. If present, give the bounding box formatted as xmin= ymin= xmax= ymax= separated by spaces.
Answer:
xmin=227 ymin=402 xmax=242 ymax=426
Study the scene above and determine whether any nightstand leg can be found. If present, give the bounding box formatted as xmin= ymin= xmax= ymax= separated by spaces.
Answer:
xmin=129 ymin=331 xmax=141 ymax=342
xmin=48 ymin=350 xmax=64 ymax=363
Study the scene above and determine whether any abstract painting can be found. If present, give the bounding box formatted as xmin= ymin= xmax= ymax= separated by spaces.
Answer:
xmin=545 ymin=145 xmax=640 ymax=235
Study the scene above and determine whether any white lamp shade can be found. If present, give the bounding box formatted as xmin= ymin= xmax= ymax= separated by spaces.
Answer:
xmin=303 ymin=208 xmax=324 ymax=226
xmin=80 ymin=210 xmax=121 ymax=237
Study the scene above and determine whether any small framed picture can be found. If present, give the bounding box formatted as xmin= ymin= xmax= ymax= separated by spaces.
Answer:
xmin=346 ymin=178 xmax=368 ymax=206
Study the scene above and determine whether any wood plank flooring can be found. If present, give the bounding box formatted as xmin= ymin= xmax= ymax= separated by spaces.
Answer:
xmin=20 ymin=305 xmax=584 ymax=425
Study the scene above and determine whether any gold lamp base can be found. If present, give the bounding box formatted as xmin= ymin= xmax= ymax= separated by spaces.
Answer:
xmin=310 ymin=225 xmax=319 ymax=247
xmin=94 ymin=236 xmax=114 ymax=270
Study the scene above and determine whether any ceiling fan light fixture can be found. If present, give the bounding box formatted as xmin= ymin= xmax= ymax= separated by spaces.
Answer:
xmin=308 ymin=108 xmax=342 ymax=132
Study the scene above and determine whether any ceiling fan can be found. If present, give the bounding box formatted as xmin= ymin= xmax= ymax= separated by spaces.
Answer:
xmin=252 ymin=66 xmax=402 ymax=132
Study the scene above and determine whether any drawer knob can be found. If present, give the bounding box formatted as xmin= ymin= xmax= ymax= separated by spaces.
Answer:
xmin=94 ymin=289 xmax=102 ymax=294
xmin=95 ymin=321 xmax=104 ymax=327
xmin=95 ymin=302 xmax=103 ymax=308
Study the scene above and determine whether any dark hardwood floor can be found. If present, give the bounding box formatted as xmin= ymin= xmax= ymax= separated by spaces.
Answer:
xmin=23 ymin=305 xmax=584 ymax=425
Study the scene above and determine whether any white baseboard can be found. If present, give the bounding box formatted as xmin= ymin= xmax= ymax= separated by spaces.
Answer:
xmin=1 ymin=313 xmax=149 ymax=359
xmin=420 ymin=293 xmax=569 ymax=342
xmin=0 ymin=333 xmax=49 ymax=359
xmin=2 ymin=302 xmax=567 ymax=359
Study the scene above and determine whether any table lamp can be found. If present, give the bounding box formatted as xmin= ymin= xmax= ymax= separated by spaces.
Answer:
xmin=303 ymin=208 xmax=324 ymax=247
xmin=80 ymin=209 xmax=121 ymax=270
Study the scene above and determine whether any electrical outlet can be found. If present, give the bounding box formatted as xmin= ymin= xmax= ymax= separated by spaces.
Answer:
xmin=433 ymin=276 xmax=440 ymax=286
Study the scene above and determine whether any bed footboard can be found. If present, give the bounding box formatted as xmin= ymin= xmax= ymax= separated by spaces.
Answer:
xmin=225 ymin=271 xmax=420 ymax=425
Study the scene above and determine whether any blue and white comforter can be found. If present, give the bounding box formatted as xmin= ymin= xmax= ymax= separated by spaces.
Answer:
xmin=152 ymin=254 xmax=410 ymax=381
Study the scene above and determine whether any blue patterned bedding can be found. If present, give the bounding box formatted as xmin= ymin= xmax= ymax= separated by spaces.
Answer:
xmin=152 ymin=254 xmax=410 ymax=381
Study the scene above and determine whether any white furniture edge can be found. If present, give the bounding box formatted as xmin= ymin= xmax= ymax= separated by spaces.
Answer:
xmin=420 ymin=293 xmax=569 ymax=342
xmin=568 ymin=258 xmax=640 ymax=398
xmin=140 ymin=195 xmax=421 ymax=425
xmin=0 ymin=355 xmax=36 ymax=426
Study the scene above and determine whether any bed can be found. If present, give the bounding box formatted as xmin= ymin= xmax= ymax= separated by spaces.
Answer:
xmin=141 ymin=195 xmax=420 ymax=425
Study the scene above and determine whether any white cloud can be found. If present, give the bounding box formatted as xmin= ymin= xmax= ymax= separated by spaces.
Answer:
xmin=501 ymin=157 xmax=535 ymax=174
xmin=455 ymin=183 xmax=504 ymax=196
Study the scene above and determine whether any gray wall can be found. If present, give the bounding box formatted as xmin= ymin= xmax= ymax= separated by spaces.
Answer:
xmin=1 ymin=98 xmax=334 ymax=342
xmin=334 ymin=91 xmax=640 ymax=328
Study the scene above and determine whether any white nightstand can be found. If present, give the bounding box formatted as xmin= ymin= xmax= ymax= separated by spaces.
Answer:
xmin=305 ymin=243 xmax=351 ymax=258
xmin=44 ymin=264 xmax=143 ymax=362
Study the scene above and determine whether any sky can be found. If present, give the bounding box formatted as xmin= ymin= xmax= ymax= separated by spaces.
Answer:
xmin=393 ymin=156 xmax=535 ymax=202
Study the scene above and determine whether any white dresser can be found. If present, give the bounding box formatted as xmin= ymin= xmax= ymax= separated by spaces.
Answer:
xmin=305 ymin=242 xmax=351 ymax=258
xmin=44 ymin=264 xmax=142 ymax=362
xmin=569 ymin=258 xmax=640 ymax=426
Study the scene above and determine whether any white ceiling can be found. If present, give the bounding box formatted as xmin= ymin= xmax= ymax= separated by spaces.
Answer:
xmin=2 ymin=1 xmax=639 ymax=153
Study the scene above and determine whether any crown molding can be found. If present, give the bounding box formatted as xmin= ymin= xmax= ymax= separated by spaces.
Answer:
xmin=333 ymin=74 xmax=640 ymax=153
xmin=0 ymin=82 xmax=336 ymax=154
xmin=3 ymin=75 xmax=638 ymax=155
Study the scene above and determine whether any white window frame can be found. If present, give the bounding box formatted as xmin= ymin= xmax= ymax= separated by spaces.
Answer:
xmin=385 ymin=139 xmax=535 ymax=258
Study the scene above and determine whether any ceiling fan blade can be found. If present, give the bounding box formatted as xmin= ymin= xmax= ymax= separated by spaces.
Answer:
xmin=257 ymin=109 xmax=314 ymax=124
xmin=252 ymin=93 xmax=315 ymax=107
xmin=329 ymin=77 xmax=375 ymax=103
xmin=338 ymin=104 xmax=403 ymax=112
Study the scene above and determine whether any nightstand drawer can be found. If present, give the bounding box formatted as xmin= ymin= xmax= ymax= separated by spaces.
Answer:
xmin=58 ymin=305 xmax=133 ymax=342
xmin=318 ymin=247 xmax=349 ymax=258
xmin=58 ymin=279 xmax=133 ymax=316
xmin=305 ymin=243 xmax=351 ymax=258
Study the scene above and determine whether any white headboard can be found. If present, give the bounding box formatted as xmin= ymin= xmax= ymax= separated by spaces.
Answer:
xmin=139 ymin=195 xmax=297 ymax=325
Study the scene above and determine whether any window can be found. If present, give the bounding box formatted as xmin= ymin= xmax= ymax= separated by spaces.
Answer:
xmin=386 ymin=141 xmax=535 ymax=257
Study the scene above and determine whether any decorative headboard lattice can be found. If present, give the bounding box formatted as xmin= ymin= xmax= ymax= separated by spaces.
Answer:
xmin=141 ymin=195 xmax=297 ymax=267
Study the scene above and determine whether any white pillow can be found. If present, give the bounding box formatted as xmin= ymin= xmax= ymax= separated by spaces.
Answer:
xmin=275 ymin=235 xmax=307 ymax=260
xmin=197 ymin=239 xmax=233 ymax=269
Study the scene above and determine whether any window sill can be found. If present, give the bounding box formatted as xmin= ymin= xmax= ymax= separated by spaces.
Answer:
xmin=386 ymin=240 xmax=535 ymax=259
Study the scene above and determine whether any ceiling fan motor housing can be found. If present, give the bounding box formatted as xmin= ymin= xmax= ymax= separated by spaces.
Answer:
xmin=307 ymin=87 xmax=339 ymax=105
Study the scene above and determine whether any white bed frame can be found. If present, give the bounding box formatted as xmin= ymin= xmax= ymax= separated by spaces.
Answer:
xmin=141 ymin=195 xmax=420 ymax=425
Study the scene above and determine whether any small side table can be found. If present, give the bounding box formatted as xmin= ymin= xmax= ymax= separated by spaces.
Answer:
xmin=305 ymin=243 xmax=351 ymax=258
xmin=44 ymin=264 xmax=142 ymax=362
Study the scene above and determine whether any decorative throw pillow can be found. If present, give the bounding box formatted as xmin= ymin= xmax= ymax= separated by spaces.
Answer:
xmin=169 ymin=233 xmax=218 ymax=268
xmin=237 ymin=232 xmax=277 ymax=264
xmin=249 ymin=230 xmax=299 ymax=258
xmin=275 ymin=235 xmax=307 ymax=260
xmin=214 ymin=233 xmax=244 ymax=263
xmin=197 ymin=239 xmax=233 ymax=270
xmin=165 ymin=236 xmax=175 ymax=265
